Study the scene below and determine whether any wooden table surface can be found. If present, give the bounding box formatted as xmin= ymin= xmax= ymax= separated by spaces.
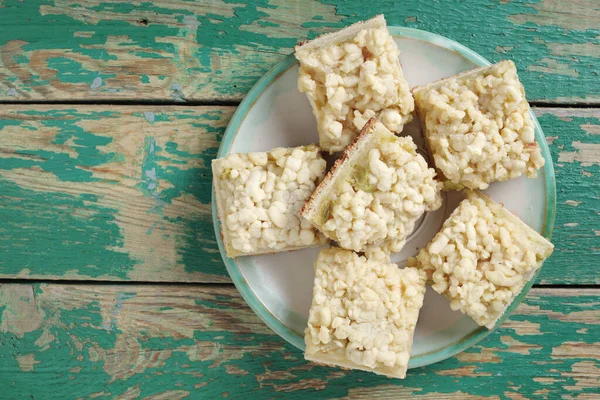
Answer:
xmin=0 ymin=1 xmax=598 ymax=399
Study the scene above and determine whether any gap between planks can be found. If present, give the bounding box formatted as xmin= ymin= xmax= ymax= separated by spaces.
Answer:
xmin=0 ymin=278 xmax=597 ymax=290
xmin=0 ymin=99 xmax=241 ymax=107
xmin=0 ymin=100 xmax=598 ymax=109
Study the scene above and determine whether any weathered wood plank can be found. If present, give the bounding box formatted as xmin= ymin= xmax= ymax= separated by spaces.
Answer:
xmin=0 ymin=284 xmax=598 ymax=399
xmin=0 ymin=105 xmax=232 ymax=282
xmin=534 ymin=108 xmax=600 ymax=285
xmin=0 ymin=0 xmax=598 ymax=103
xmin=0 ymin=106 xmax=598 ymax=283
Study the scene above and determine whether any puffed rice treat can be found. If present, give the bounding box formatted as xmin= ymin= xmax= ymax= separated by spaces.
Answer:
xmin=409 ymin=191 xmax=554 ymax=328
xmin=301 ymin=118 xmax=442 ymax=253
xmin=305 ymin=247 xmax=426 ymax=379
xmin=413 ymin=60 xmax=545 ymax=190
xmin=295 ymin=15 xmax=414 ymax=153
xmin=212 ymin=145 xmax=329 ymax=258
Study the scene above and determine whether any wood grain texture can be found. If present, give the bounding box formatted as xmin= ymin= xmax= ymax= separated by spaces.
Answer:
xmin=0 ymin=1 xmax=597 ymax=398
xmin=536 ymin=108 xmax=600 ymax=285
xmin=0 ymin=0 xmax=598 ymax=103
xmin=0 ymin=106 xmax=598 ymax=283
xmin=0 ymin=283 xmax=598 ymax=399
xmin=0 ymin=105 xmax=232 ymax=282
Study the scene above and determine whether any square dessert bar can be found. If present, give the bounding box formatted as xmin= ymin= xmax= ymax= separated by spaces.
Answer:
xmin=212 ymin=145 xmax=328 ymax=258
xmin=301 ymin=118 xmax=442 ymax=253
xmin=305 ymin=247 xmax=426 ymax=379
xmin=295 ymin=15 xmax=414 ymax=153
xmin=413 ymin=60 xmax=545 ymax=190
xmin=409 ymin=191 xmax=554 ymax=328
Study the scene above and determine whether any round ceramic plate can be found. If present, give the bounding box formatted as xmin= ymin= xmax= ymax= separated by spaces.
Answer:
xmin=212 ymin=27 xmax=555 ymax=369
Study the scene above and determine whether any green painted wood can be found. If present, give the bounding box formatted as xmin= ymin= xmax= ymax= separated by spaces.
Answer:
xmin=536 ymin=108 xmax=600 ymax=285
xmin=0 ymin=105 xmax=232 ymax=283
xmin=0 ymin=2 xmax=597 ymax=398
xmin=0 ymin=0 xmax=598 ymax=103
xmin=0 ymin=106 xmax=598 ymax=284
xmin=0 ymin=284 xmax=598 ymax=399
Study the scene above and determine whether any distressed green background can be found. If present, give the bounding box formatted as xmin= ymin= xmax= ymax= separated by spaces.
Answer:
xmin=1 ymin=0 xmax=598 ymax=103
xmin=0 ymin=0 xmax=598 ymax=398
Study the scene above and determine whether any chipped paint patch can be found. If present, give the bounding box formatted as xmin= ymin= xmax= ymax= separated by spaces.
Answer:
xmin=509 ymin=0 xmax=600 ymax=31
xmin=436 ymin=365 xmax=492 ymax=377
xmin=141 ymin=137 xmax=160 ymax=198
xmin=552 ymin=342 xmax=600 ymax=359
xmin=500 ymin=336 xmax=541 ymax=355
xmin=516 ymin=300 xmax=600 ymax=325
xmin=547 ymin=42 xmax=600 ymax=59
xmin=581 ymin=124 xmax=600 ymax=135
xmin=533 ymin=377 xmax=560 ymax=385
xmin=504 ymin=392 xmax=529 ymax=400
xmin=455 ymin=347 xmax=502 ymax=363
xmin=495 ymin=45 xmax=514 ymax=54
xmin=563 ymin=361 xmax=600 ymax=391
xmin=558 ymin=142 xmax=600 ymax=166
xmin=148 ymin=391 xmax=190 ymax=400
xmin=528 ymin=58 xmax=580 ymax=78
xmin=182 ymin=15 xmax=200 ymax=30
xmin=503 ymin=320 xmax=543 ymax=336
xmin=0 ymin=285 xmax=45 ymax=337
xmin=170 ymin=83 xmax=184 ymax=101
xmin=143 ymin=111 xmax=155 ymax=123
xmin=225 ymin=365 xmax=249 ymax=376
xmin=15 ymin=354 xmax=40 ymax=372
xmin=90 ymin=76 xmax=103 ymax=90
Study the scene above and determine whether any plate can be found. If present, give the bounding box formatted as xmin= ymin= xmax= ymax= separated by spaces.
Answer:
xmin=212 ymin=27 xmax=555 ymax=369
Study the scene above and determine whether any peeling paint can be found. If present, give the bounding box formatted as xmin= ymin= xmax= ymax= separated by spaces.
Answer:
xmin=0 ymin=105 xmax=232 ymax=282
xmin=15 ymin=354 xmax=40 ymax=372
xmin=546 ymin=42 xmax=600 ymax=58
xmin=0 ymin=0 xmax=598 ymax=103
xmin=90 ymin=76 xmax=103 ymax=90
xmin=143 ymin=111 xmax=155 ymax=123
xmin=581 ymin=124 xmax=600 ymax=135
xmin=0 ymin=285 xmax=45 ymax=337
xmin=509 ymin=0 xmax=600 ymax=31
xmin=558 ymin=142 xmax=600 ymax=166
xmin=528 ymin=58 xmax=580 ymax=78
xmin=0 ymin=285 xmax=597 ymax=398
xmin=565 ymin=200 xmax=582 ymax=207
xmin=0 ymin=106 xmax=598 ymax=285
xmin=552 ymin=342 xmax=600 ymax=359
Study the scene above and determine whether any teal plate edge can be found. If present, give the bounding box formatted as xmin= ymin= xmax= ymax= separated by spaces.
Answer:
xmin=211 ymin=27 xmax=557 ymax=370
